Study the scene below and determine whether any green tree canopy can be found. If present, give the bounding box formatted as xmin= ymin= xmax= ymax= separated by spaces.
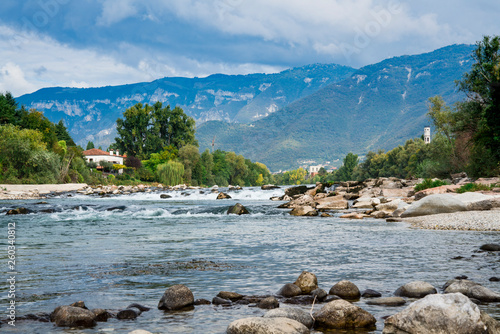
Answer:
xmin=115 ymin=102 xmax=197 ymax=160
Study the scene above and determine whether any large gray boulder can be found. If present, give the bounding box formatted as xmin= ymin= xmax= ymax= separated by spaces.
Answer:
xmin=264 ymin=308 xmax=314 ymax=328
xmin=227 ymin=317 xmax=310 ymax=334
xmin=315 ymin=195 xmax=348 ymax=210
xmin=329 ymin=280 xmax=361 ymax=300
xmin=227 ymin=203 xmax=250 ymax=215
xmin=51 ymin=305 xmax=97 ymax=327
xmin=285 ymin=185 xmax=309 ymax=197
xmin=294 ymin=271 xmax=318 ymax=294
xmin=158 ymin=284 xmax=194 ymax=311
xmin=383 ymin=293 xmax=500 ymax=333
xmin=394 ymin=281 xmax=437 ymax=298
xmin=290 ymin=206 xmax=318 ymax=216
xmin=401 ymin=194 xmax=467 ymax=218
xmin=444 ymin=279 xmax=500 ymax=302
xmin=313 ymin=299 xmax=376 ymax=330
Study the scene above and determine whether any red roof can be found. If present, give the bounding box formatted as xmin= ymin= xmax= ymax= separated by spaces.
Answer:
xmin=83 ymin=148 xmax=123 ymax=157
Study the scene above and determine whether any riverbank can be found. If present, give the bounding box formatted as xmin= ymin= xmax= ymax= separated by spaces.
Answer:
xmin=403 ymin=209 xmax=500 ymax=231
xmin=0 ymin=183 xmax=88 ymax=200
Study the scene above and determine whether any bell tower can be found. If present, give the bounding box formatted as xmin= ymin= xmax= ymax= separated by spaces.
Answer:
xmin=424 ymin=126 xmax=431 ymax=144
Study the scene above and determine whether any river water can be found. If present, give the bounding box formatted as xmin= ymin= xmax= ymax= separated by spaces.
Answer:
xmin=0 ymin=187 xmax=499 ymax=333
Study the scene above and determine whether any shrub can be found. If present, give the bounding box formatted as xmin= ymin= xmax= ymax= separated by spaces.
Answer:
xmin=156 ymin=161 xmax=184 ymax=186
xmin=456 ymin=183 xmax=491 ymax=193
xmin=414 ymin=178 xmax=449 ymax=192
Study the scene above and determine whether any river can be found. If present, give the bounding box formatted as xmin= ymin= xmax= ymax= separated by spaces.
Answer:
xmin=0 ymin=187 xmax=499 ymax=333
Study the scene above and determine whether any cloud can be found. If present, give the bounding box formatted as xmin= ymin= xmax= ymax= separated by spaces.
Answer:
xmin=0 ymin=62 xmax=37 ymax=96
xmin=96 ymin=0 xmax=138 ymax=26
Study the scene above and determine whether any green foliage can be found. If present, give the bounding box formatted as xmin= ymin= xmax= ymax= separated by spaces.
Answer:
xmin=98 ymin=160 xmax=113 ymax=173
xmin=456 ymin=183 xmax=491 ymax=193
xmin=414 ymin=179 xmax=449 ymax=192
xmin=55 ymin=120 xmax=75 ymax=146
xmin=115 ymin=102 xmax=197 ymax=160
xmin=136 ymin=167 xmax=154 ymax=182
xmin=335 ymin=153 xmax=359 ymax=181
xmin=156 ymin=161 xmax=184 ymax=186
xmin=86 ymin=141 xmax=95 ymax=150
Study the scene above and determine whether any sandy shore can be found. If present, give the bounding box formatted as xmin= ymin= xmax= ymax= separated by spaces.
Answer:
xmin=0 ymin=183 xmax=88 ymax=200
xmin=403 ymin=209 xmax=500 ymax=231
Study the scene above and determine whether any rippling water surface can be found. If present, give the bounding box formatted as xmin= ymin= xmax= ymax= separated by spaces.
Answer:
xmin=0 ymin=187 xmax=499 ymax=333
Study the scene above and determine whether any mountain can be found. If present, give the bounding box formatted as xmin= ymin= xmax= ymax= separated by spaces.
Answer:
xmin=196 ymin=44 xmax=475 ymax=171
xmin=16 ymin=64 xmax=355 ymax=147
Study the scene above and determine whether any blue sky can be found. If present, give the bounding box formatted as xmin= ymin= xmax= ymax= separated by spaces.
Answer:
xmin=1 ymin=0 xmax=499 ymax=96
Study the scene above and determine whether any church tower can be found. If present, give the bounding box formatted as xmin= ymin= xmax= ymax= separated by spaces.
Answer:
xmin=424 ymin=126 xmax=431 ymax=144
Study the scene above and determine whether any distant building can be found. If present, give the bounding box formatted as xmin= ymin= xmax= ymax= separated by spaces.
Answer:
xmin=424 ymin=126 xmax=431 ymax=144
xmin=309 ymin=165 xmax=323 ymax=177
xmin=83 ymin=148 xmax=124 ymax=165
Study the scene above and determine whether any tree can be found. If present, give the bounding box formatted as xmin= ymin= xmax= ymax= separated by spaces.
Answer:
xmin=156 ymin=161 xmax=184 ymax=186
xmin=178 ymin=144 xmax=201 ymax=185
xmin=86 ymin=141 xmax=95 ymax=150
xmin=55 ymin=120 xmax=75 ymax=146
xmin=335 ymin=153 xmax=359 ymax=181
xmin=115 ymin=102 xmax=197 ymax=160
xmin=457 ymin=35 xmax=500 ymax=163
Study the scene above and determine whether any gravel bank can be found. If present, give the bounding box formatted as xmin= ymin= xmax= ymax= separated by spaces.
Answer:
xmin=403 ymin=209 xmax=500 ymax=231
xmin=0 ymin=184 xmax=88 ymax=200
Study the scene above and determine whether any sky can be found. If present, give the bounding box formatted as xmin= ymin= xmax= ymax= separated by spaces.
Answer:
xmin=0 ymin=0 xmax=499 ymax=97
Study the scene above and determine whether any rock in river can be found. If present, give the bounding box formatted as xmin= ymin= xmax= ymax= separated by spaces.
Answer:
xmin=382 ymin=293 xmax=500 ymax=334
xmin=51 ymin=305 xmax=97 ymax=328
xmin=290 ymin=206 xmax=318 ymax=216
xmin=294 ymin=271 xmax=318 ymax=294
xmin=401 ymin=194 xmax=467 ymax=218
xmin=394 ymin=281 xmax=437 ymax=298
xmin=366 ymin=297 xmax=406 ymax=306
xmin=227 ymin=317 xmax=310 ymax=334
xmin=329 ymin=280 xmax=361 ymax=300
xmin=216 ymin=192 xmax=231 ymax=199
xmin=227 ymin=203 xmax=250 ymax=215
xmin=264 ymin=307 xmax=314 ymax=328
xmin=443 ymin=279 xmax=500 ymax=302
xmin=277 ymin=283 xmax=302 ymax=298
xmin=313 ymin=299 xmax=376 ymax=330
xmin=257 ymin=296 xmax=279 ymax=309
xmin=158 ymin=284 xmax=194 ymax=311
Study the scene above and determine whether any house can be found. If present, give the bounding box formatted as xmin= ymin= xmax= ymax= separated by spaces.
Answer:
xmin=309 ymin=165 xmax=323 ymax=177
xmin=82 ymin=148 xmax=124 ymax=166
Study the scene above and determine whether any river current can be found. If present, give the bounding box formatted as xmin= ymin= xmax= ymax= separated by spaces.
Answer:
xmin=0 ymin=187 xmax=499 ymax=333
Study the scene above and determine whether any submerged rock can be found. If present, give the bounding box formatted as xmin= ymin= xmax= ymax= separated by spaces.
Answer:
xmin=158 ymin=284 xmax=194 ymax=311
xmin=216 ymin=192 xmax=231 ymax=200
xmin=226 ymin=203 xmax=250 ymax=215
xmin=261 ymin=184 xmax=280 ymax=190
xmin=366 ymin=297 xmax=406 ymax=306
xmin=6 ymin=207 xmax=30 ymax=215
xmin=257 ymin=296 xmax=279 ymax=309
xmin=91 ymin=308 xmax=112 ymax=322
xmin=227 ymin=317 xmax=310 ymax=334
xmin=117 ymin=309 xmax=139 ymax=320
xmin=217 ymin=291 xmax=245 ymax=301
xmin=480 ymin=243 xmax=500 ymax=251
xmin=313 ymin=299 xmax=376 ymax=330
xmin=382 ymin=293 xmax=500 ymax=333
xmin=361 ymin=289 xmax=382 ymax=298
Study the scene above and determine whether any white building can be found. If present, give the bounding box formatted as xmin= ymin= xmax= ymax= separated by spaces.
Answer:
xmin=424 ymin=126 xmax=431 ymax=144
xmin=82 ymin=148 xmax=124 ymax=165
xmin=309 ymin=165 xmax=323 ymax=175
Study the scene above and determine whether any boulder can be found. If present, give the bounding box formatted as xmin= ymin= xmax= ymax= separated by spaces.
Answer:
xmin=381 ymin=188 xmax=413 ymax=198
xmin=443 ymin=279 xmax=500 ymax=302
xmin=117 ymin=309 xmax=139 ymax=320
xmin=160 ymin=194 xmax=172 ymax=199
xmin=352 ymin=197 xmax=380 ymax=209
xmin=366 ymin=297 xmax=406 ymax=306
xmin=394 ymin=281 xmax=437 ymax=298
xmin=216 ymin=192 xmax=231 ymax=199
xmin=371 ymin=211 xmax=389 ymax=219
xmin=361 ymin=289 xmax=382 ymax=298
xmin=126 ymin=303 xmax=150 ymax=312
xmin=339 ymin=212 xmax=367 ymax=219
xmin=329 ymin=280 xmax=361 ymax=300
xmin=158 ymin=284 xmax=194 ymax=311
xmin=261 ymin=184 xmax=280 ymax=190
xmin=194 ymin=298 xmax=211 ymax=305
xmin=217 ymin=291 xmax=245 ymax=301
xmin=285 ymin=185 xmax=309 ymax=197
xmin=212 ymin=296 xmax=232 ymax=306
xmin=414 ymin=185 xmax=460 ymax=200
xmin=313 ymin=299 xmax=376 ymax=330
xmin=277 ymin=283 xmax=302 ymax=298
xmin=264 ymin=308 xmax=314 ymax=328
xmin=257 ymin=296 xmax=279 ymax=309
xmin=375 ymin=199 xmax=402 ymax=213
xmin=227 ymin=317 xmax=310 ymax=334
xmin=480 ymin=243 xmax=500 ymax=251
xmin=227 ymin=203 xmax=250 ymax=215
xmin=315 ymin=195 xmax=348 ymax=210
xmin=281 ymin=194 xmax=316 ymax=209
xmin=455 ymin=192 xmax=494 ymax=204
xmin=467 ymin=200 xmax=493 ymax=211
xmin=311 ymin=288 xmax=328 ymax=301
xmin=6 ymin=207 xmax=30 ymax=215
xmin=382 ymin=293 xmax=500 ymax=334
xmin=294 ymin=271 xmax=318 ymax=294
xmin=290 ymin=206 xmax=318 ymax=217
xmin=91 ymin=308 xmax=112 ymax=322
xmin=51 ymin=305 xmax=97 ymax=328
xmin=401 ymin=194 xmax=467 ymax=218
